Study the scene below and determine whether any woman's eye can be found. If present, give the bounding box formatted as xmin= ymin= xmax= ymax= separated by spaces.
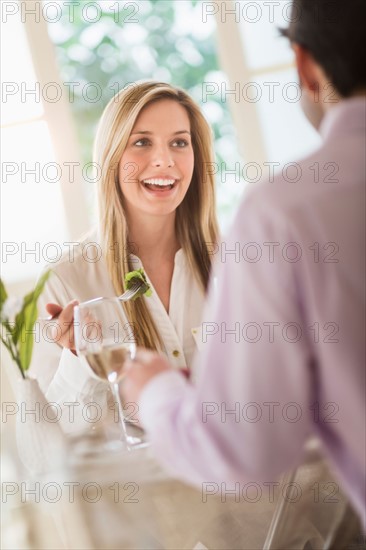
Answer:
xmin=134 ymin=138 xmax=150 ymax=147
xmin=172 ymin=139 xmax=189 ymax=148
xmin=131 ymin=138 xmax=189 ymax=148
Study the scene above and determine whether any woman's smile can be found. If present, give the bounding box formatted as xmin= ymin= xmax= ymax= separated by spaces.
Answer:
xmin=141 ymin=176 xmax=179 ymax=194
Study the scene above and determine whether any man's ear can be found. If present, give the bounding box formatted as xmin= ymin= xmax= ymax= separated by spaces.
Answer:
xmin=293 ymin=43 xmax=319 ymax=94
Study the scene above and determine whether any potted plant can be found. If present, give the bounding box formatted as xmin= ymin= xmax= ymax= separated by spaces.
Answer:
xmin=0 ymin=271 xmax=50 ymax=379
xmin=1 ymin=272 xmax=65 ymax=474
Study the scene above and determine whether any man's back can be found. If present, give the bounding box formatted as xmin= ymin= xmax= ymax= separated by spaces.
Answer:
xmin=226 ymin=97 xmax=365 ymax=519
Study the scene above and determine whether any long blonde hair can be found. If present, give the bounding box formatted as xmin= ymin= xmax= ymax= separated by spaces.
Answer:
xmin=94 ymin=81 xmax=219 ymax=350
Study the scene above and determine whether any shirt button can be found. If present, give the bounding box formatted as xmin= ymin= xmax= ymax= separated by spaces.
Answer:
xmin=172 ymin=350 xmax=180 ymax=358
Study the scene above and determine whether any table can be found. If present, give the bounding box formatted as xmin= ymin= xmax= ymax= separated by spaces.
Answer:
xmin=38 ymin=427 xmax=278 ymax=550
xmin=2 ymin=421 xmax=355 ymax=549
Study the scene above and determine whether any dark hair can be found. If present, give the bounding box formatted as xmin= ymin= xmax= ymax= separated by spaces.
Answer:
xmin=280 ymin=0 xmax=366 ymax=97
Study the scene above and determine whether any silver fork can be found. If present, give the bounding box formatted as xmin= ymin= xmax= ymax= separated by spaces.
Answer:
xmin=39 ymin=280 xmax=144 ymax=321
xmin=81 ymin=280 xmax=144 ymax=306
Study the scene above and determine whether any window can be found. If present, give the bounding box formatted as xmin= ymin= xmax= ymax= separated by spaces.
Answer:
xmin=213 ymin=0 xmax=321 ymax=166
xmin=1 ymin=0 xmax=89 ymax=285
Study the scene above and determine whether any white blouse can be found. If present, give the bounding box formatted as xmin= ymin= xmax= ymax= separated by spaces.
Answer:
xmin=29 ymin=233 xmax=205 ymax=433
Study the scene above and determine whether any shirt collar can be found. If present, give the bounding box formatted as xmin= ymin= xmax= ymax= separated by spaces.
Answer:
xmin=320 ymin=96 xmax=366 ymax=142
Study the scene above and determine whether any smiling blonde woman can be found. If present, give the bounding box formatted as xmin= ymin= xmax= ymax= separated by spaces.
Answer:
xmin=30 ymin=81 xmax=219 ymax=432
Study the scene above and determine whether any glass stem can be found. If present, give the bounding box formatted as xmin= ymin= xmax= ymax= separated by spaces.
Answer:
xmin=110 ymin=381 xmax=130 ymax=450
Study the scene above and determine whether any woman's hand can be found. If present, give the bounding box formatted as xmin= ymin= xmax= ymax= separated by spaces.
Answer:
xmin=46 ymin=300 xmax=79 ymax=353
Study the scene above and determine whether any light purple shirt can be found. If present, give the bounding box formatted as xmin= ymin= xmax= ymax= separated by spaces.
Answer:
xmin=140 ymin=98 xmax=366 ymax=525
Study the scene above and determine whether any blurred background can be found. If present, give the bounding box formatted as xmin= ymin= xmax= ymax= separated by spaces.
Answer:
xmin=1 ymin=0 xmax=321 ymax=296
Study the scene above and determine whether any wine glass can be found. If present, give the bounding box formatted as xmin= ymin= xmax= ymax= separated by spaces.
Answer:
xmin=74 ymin=297 xmax=145 ymax=451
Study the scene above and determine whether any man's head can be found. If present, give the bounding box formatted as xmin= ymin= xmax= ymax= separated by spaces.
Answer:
xmin=281 ymin=0 xmax=366 ymax=128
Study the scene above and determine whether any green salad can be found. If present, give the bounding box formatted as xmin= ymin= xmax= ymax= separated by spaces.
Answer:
xmin=124 ymin=268 xmax=152 ymax=300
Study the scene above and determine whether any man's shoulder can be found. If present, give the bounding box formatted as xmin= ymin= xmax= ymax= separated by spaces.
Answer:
xmin=244 ymin=149 xmax=325 ymax=209
xmin=240 ymin=137 xmax=360 ymax=222
xmin=232 ymin=135 xmax=364 ymax=247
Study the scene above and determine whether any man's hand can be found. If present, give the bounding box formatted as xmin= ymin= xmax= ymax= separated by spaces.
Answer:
xmin=122 ymin=349 xmax=172 ymax=407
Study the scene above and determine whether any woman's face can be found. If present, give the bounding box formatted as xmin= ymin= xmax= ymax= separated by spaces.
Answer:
xmin=119 ymin=99 xmax=194 ymax=218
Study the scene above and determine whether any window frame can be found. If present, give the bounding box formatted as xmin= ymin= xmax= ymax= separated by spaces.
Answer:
xmin=213 ymin=0 xmax=296 ymax=165
xmin=21 ymin=0 xmax=90 ymax=240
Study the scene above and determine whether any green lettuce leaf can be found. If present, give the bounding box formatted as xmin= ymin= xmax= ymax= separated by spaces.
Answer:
xmin=124 ymin=269 xmax=152 ymax=300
